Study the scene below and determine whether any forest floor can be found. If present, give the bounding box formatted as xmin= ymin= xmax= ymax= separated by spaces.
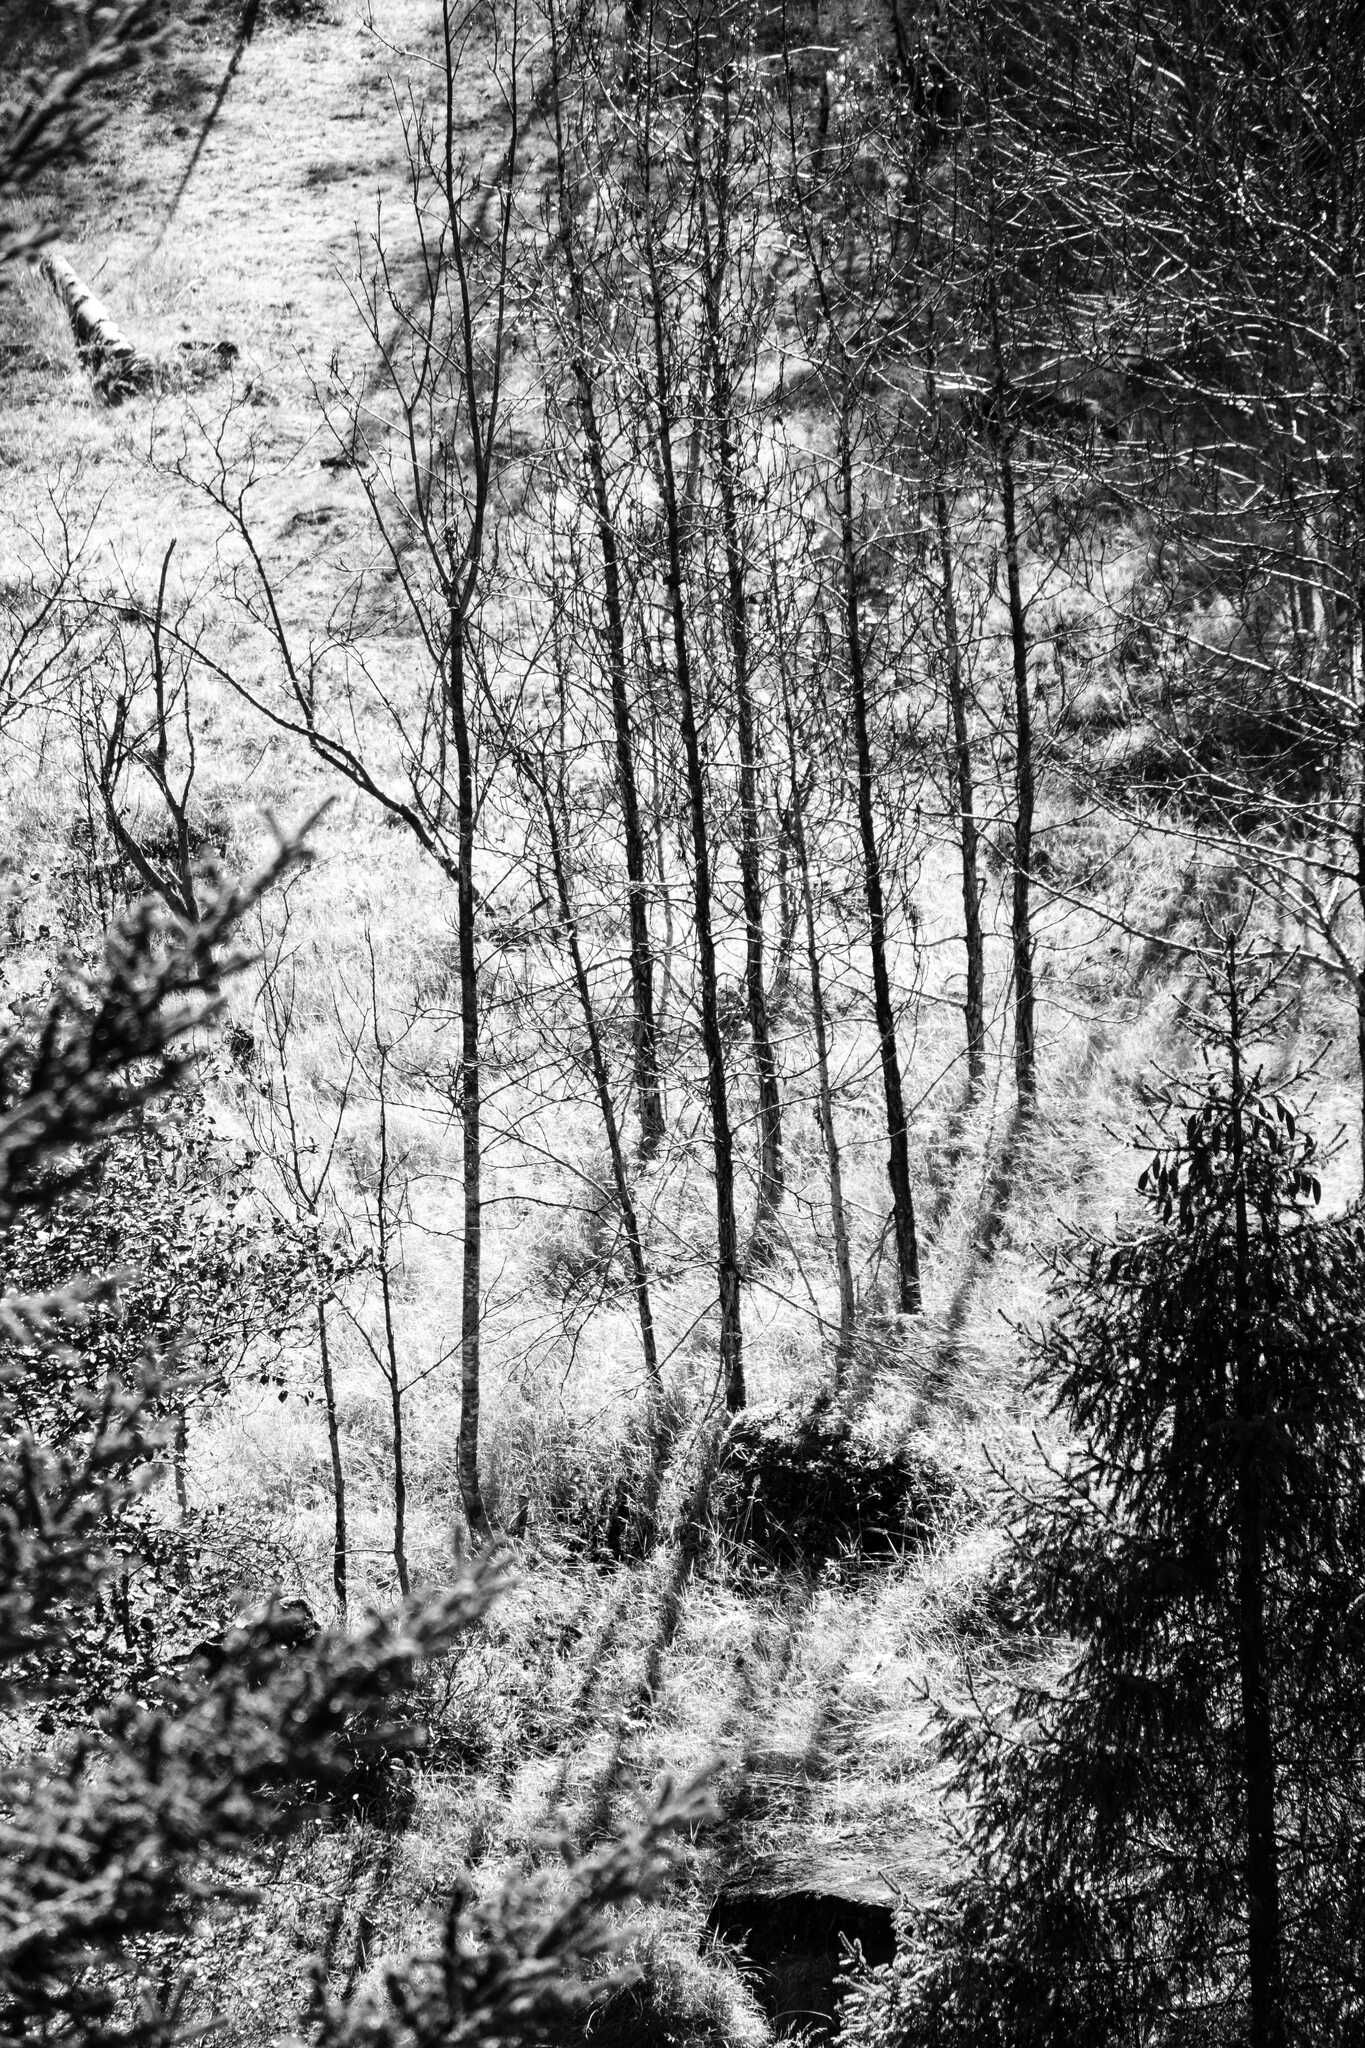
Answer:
xmin=4 ymin=2 xmax=1362 ymax=2042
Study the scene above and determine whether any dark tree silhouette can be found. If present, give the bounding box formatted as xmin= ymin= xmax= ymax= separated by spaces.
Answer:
xmin=868 ymin=949 xmax=1365 ymax=2047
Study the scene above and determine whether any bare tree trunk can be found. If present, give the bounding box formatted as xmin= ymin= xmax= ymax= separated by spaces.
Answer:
xmin=778 ymin=648 xmax=856 ymax=1371
xmin=434 ymin=0 xmax=517 ymax=1549
xmin=640 ymin=75 xmax=744 ymax=1409
xmin=693 ymin=64 xmax=784 ymax=1245
xmin=316 ymin=1297 xmax=348 ymax=1620
xmin=387 ymin=1311 xmax=409 ymax=1600
xmin=518 ymin=707 xmax=661 ymax=1391
xmin=998 ymin=409 xmax=1037 ymax=1109
xmin=983 ymin=170 xmax=1036 ymax=1108
xmin=449 ymin=611 xmax=492 ymax=1543
xmin=925 ymin=342 xmax=985 ymax=1085
xmin=769 ymin=802 xmax=800 ymax=1018
xmin=938 ymin=474 xmax=987 ymax=1087
xmin=838 ymin=411 xmax=922 ymax=1314
xmin=368 ymin=1001 xmax=411 ymax=1601
xmin=40 ymin=247 xmax=149 ymax=396
xmin=376 ymin=1254 xmax=410 ymax=1600
xmin=548 ymin=16 xmax=664 ymax=1157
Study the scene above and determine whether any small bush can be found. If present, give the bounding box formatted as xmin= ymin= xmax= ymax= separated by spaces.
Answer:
xmin=572 ymin=1932 xmax=767 ymax=2048
xmin=710 ymin=1402 xmax=956 ymax=1575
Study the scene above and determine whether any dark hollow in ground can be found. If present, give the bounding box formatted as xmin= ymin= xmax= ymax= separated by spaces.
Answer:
xmin=705 ymin=1883 xmax=896 ymax=2040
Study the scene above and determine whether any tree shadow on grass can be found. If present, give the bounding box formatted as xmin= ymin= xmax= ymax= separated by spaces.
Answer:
xmin=697 ymin=1576 xmax=830 ymax=1862
xmin=922 ymin=1103 xmax=1029 ymax=1404
xmin=327 ymin=16 xmax=556 ymax=495
xmin=577 ymin=1439 xmax=722 ymax=1846
xmin=917 ymin=1070 xmax=995 ymax=1251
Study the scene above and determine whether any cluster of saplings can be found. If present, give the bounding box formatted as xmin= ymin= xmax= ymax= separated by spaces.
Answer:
xmin=6 ymin=0 xmax=1365 ymax=2041
xmin=8 ymin=0 xmax=1365 ymax=1566
xmin=162 ymin=0 xmax=1365 ymax=1554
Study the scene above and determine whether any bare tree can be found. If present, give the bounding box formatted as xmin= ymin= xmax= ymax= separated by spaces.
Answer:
xmin=545 ymin=2 xmax=666 ymax=1161
xmin=773 ymin=587 xmax=856 ymax=1367
xmin=248 ymin=892 xmax=363 ymax=1620
xmin=985 ymin=234 xmax=1038 ymax=1110
xmin=687 ymin=36 xmax=786 ymax=1243
xmin=175 ymin=0 xmax=534 ymax=1540
xmin=501 ymin=573 xmax=662 ymax=1394
xmin=922 ymin=332 xmax=987 ymax=1087
xmin=778 ymin=43 xmax=925 ymax=1316
xmin=630 ymin=13 xmax=746 ymax=1406
xmin=0 ymin=480 xmax=104 ymax=736
xmin=75 ymin=541 xmax=213 ymax=930
xmin=835 ymin=399 xmax=923 ymax=1313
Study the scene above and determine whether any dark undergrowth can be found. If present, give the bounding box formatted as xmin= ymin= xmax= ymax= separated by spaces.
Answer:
xmin=710 ymin=1400 xmax=958 ymax=1577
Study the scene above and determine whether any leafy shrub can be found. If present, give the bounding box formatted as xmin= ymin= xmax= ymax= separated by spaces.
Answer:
xmin=710 ymin=1402 xmax=956 ymax=1575
xmin=0 ymin=1070 xmax=319 ymax=1713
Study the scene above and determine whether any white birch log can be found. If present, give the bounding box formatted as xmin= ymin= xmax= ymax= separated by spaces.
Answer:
xmin=39 ymin=248 xmax=151 ymax=397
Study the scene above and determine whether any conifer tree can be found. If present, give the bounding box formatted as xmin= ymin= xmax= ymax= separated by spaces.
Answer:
xmin=862 ymin=946 xmax=1365 ymax=2047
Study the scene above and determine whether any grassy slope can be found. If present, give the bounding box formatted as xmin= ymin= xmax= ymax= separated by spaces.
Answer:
xmin=4 ymin=4 xmax=1363 ymax=2041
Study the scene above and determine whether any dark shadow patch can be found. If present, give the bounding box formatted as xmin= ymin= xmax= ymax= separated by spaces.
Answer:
xmin=579 ymin=1429 xmax=723 ymax=1845
xmin=565 ymin=1967 xmax=739 ymax=2048
xmin=704 ymin=1881 xmax=895 ymax=2040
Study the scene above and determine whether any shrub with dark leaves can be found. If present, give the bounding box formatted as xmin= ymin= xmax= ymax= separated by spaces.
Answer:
xmin=711 ymin=1401 xmax=955 ymax=1575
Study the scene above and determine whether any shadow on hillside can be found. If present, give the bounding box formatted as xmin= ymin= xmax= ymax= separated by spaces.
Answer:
xmin=925 ymin=1104 xmax=1029 ymax=1402
xmin=508 ymin=1567 xmax=638 ymax=1791
xmin=528 ymin=1564 xmax=659 ymax=1827
xmin=697 ymin=1585 xmax=824 ymax=1856
xmin=573 ymin=1417 xmax=883 ymax=1854
xmin=921 ymin=866 xmax=1227 ymax=1408
xmin=326 ymin=13 xmax=555 ymax=508
xmin=794 ymin=1635 xmax=861 ymax=1805
xmin=917 ymin=1071 xmax=992 ymax=1250
xmin=484 ymin=1401 xmax=834 ymax=1865
xmin=579 ymin=1446 xmax=718 ymax=1846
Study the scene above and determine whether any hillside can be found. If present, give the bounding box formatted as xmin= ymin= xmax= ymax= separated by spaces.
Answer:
xmin=3 ymin=1 xmax=1364 ymax=2043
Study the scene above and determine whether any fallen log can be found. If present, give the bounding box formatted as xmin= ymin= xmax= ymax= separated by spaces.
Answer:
xmin=39 ymin=247 xmax=152 ymax=398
